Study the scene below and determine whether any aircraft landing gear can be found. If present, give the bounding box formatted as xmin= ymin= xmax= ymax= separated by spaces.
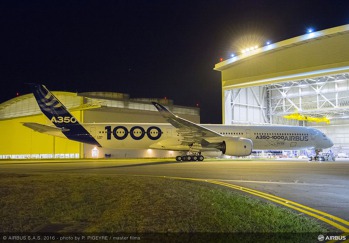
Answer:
xmin=176 ymin=153 xmax=204 ymax=162
xmin=309 ymin=149 xmax=335 ymax=162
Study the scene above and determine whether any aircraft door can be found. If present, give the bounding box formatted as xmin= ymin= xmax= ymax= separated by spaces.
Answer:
xmin=310 ymin=131 xmax=316 ymax=141
xmin=166 ymin=128 xmax=172 ymax=137
xmin=245 ymin=129 xmax=251 ymax=139
xmin=90 ymin=127 xmax=96 ymax=138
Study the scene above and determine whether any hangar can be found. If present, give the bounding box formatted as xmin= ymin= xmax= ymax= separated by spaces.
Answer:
xmin=0 ymin=91 xmax=199 ymax=159
xmin=214 ymin=24 xmax=349 ymax=156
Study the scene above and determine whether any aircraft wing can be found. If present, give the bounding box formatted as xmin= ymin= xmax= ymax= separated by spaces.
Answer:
xmin=22 ymin=122 xmax=68 ymax=138
xmin=152 ymin=102 xmax=222 ymax=145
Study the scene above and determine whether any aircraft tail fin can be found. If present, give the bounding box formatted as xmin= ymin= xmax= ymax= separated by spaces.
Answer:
xmin=29 ymin=84 xmax=101 ymax=146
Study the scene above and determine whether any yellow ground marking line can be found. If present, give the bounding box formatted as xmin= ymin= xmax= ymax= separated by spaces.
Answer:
xmin=206 ymin=180 xmax=349 ymax=225
xmin=131 ymin=174 xmax=349 ymax=232
xmin=205 ymin=180 xmax=349 ymax=232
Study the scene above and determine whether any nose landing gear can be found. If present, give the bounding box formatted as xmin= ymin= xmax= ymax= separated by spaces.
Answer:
xmin=309 ymin=149 xmax=335 ymax=162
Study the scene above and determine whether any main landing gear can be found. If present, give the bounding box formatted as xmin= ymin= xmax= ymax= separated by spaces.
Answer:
xmin=176 ymin=153 xmax=204 ymax=162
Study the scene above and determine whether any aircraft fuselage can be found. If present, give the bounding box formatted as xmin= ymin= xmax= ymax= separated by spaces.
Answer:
xmin=82 ymin=123 xmax=332 ymax=151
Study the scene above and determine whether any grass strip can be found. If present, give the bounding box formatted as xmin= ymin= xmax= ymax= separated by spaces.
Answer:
xmin=0 ymin=173 xmax=328 ymax=233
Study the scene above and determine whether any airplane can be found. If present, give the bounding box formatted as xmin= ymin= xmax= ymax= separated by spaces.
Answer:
xmin=23 ymin=84 xmax=334 ymax=161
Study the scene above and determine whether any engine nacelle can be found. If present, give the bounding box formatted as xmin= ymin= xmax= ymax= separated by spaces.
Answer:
xmin=221 ymin=137 xmax=253 ymax=156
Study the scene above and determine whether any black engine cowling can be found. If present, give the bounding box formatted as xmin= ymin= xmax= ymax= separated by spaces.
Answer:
xmin=220 ymin=137 xmax=253 ymax=156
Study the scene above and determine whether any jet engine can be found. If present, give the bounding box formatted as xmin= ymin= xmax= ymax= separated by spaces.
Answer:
xmin=220 ymin=137 xmax=253 ymax=156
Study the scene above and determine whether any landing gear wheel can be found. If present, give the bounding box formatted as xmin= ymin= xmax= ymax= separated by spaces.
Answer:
xmin=178 ymin=154 xmax=204 ymax=162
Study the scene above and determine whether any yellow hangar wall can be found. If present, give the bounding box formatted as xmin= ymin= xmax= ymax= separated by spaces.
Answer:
xmin=0 ymin=112 xmax=82 ymax=159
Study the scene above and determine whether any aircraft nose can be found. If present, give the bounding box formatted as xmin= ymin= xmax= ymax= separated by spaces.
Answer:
xmin=328 ymin=138 xmax=334 ymax=148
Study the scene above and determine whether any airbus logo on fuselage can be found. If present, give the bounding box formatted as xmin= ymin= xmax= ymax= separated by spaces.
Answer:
xmin=255 ymin=134 xmax=309 ymax=141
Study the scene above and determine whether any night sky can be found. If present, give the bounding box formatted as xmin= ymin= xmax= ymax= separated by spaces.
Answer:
xmin=1 ymin=1 xmax=349 ymax=124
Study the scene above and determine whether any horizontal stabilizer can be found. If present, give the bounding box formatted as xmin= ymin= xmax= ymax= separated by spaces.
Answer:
xmin=22 ymin=122 xmax=68 ymax=138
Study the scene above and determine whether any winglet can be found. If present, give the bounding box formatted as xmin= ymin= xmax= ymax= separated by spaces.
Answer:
xmin=152 ymin=102 xmax=176 ymax=119
xmin=152 ymin=102 xmax=222 ymax=137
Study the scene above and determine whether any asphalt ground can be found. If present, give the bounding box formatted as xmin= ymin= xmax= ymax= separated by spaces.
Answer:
xmin=1 ymin=158 xmax=349 ymax=230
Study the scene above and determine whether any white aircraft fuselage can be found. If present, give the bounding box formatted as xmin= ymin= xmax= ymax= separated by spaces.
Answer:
xmin=82 ymin=123 xmax=333 ymax=151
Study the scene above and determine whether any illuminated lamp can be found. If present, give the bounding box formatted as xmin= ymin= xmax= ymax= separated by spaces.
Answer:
xmin=92 ymin=147 xmax=99 ymax=158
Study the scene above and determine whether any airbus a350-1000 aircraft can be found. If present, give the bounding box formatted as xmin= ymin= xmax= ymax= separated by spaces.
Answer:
xmin=24 ymin=84 xmax=334 ymax=161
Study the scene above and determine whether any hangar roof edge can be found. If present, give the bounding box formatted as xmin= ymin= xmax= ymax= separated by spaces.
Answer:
xmin=0 ymin=91 xmax=76 ymax=110
xmin=214 ymin=24 xmax=349 ymax=71
xmin=0 ymin=91 xmax=199 ymax=120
